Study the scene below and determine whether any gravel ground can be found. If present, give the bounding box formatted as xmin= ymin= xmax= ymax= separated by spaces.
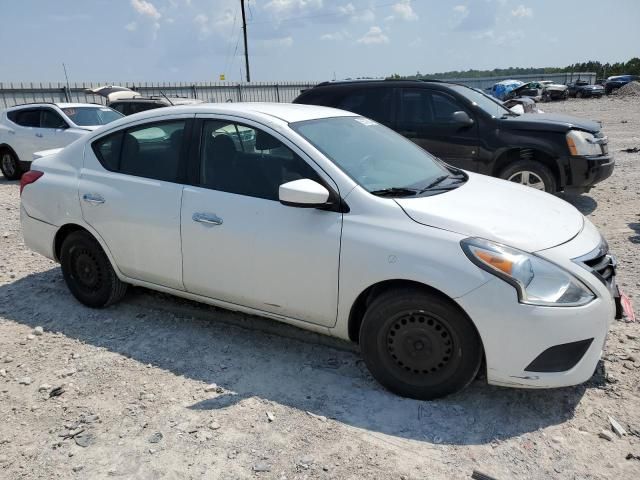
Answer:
xmin=0 ymin=97 xmax=639 ymax=480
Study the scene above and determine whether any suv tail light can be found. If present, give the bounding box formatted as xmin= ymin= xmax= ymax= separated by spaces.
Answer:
xmin=19 ymin=170 xmax=44 ymax=195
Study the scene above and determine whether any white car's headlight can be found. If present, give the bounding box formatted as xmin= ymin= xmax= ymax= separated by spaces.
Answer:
xmin=461 ymin=238 xmax=595 ymax=307
xmin=566 ymin=130 xmax=601 ymax=156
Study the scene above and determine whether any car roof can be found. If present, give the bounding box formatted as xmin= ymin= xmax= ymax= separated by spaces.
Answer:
xmin=96 ymin=102 xmax=357 ymax=130
xmin=6 ymin=102 xmax=104 ymax=111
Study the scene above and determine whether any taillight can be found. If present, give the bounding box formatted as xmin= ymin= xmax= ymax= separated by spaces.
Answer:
xmin=19 ymin=170 xmax=44 ymax=195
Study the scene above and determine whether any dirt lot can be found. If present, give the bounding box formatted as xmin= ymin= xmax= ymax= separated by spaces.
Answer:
xmin=1 ymin=97 xmax=639 ymax=480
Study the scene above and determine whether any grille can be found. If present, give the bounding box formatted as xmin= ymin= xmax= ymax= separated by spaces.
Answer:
xmin=574 ymin=240 xmax=615 ymax=287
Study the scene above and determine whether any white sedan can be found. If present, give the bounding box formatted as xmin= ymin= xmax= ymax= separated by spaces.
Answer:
xmin=20 ymin=103 xmax=621 ymax=399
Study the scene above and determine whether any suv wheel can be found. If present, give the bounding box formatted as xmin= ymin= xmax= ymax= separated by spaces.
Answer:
xmin=0 ymin=150 xmax=22 ymax=180
xmin=576 ymin=90 xmax=583 ymax=98
xmin=499 ymin=160 xmax=556 ymax=193
xmin=359 ymin=288 xmax=483 ymax=400
xmin=60 ymin=231 xmax=128 ymax=308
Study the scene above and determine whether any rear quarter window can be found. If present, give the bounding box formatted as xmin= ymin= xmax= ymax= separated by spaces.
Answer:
xmin=92 ymin=131 xmax=123 ymax=171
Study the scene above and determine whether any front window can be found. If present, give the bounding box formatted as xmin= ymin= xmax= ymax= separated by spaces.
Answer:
xmin=291 ymin=116 xmax=464 ymax=196
xmin=447 ymin=85 xmax=512 ymax=118
xmin=62 ymin=106 xmax=123 ymax=126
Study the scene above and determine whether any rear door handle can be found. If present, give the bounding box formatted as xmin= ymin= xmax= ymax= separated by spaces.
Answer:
xmin=82 ymin=193 xmax=105 ymax=205
xmin=192 ymin=212 xmax=223 ymax=226
xmin=35 ymin=133 xmax=43 ymax=138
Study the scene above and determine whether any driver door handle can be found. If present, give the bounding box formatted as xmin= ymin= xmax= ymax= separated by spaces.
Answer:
xmin=192 ymin=212 xmax=223 ymax=226
xmin=82 ymin=193 xmax=105 ymax=205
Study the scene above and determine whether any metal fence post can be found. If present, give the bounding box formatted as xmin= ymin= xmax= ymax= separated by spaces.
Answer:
xmin=275 ymin=83 xmax=280 ymax=103
xmin=237 ymin=83 xmax=243 ymax=102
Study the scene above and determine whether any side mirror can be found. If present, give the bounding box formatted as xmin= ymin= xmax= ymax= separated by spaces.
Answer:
xmin=279 ymin=179 xmax=330 ymax=208
xmin=452 ymin=111 xmax=474 ymax=126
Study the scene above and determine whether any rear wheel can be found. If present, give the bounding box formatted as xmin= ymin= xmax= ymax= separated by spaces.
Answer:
xmin=499 ymin=160 xmax=557 ymax=193
xmin=60 ymin=231 xmax=127 ymax=308
xmin=359 ymin=288 xmax=483 ymax=400
xmin=576 ymin=90 xmax=583 ymax=99
xmin=0 ymin=150 xmax=22 ymax=180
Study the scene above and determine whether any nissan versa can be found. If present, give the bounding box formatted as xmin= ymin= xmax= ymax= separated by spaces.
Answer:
xmin=20 ymin=103 xmax=624 ymax=399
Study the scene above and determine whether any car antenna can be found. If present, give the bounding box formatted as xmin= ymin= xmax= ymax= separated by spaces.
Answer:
xmin=159 ymin=91 xmax=174 ymax=106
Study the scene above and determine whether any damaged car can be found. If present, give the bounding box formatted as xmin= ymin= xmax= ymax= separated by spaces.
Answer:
xmin=567 ymin=80 xmax=604 ymax=98
xmin=505 ymin=81 xmax=568 ymax=102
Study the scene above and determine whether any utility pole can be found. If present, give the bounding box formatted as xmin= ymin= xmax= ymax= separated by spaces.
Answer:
xmin=240 ymin=0 xmax=251 ymax=82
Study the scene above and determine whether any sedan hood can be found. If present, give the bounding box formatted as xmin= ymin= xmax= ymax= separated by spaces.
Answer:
xmin=500 ymin=113 xmax=601 ymax=133
xmin=395 ymin=173 xmax=584 ymax=252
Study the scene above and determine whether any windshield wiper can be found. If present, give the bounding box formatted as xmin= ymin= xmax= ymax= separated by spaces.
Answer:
xmin=418 ymin=175 xmax=450 ymax=193
xmin=370 ymin=187 xmax=418 ymax=197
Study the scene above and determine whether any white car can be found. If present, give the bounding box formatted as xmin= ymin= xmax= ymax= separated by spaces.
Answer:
xmin=0 ymin=102 xmax=123 ymax=179
xmin=20 ymin=103 xmax=622 ymax=399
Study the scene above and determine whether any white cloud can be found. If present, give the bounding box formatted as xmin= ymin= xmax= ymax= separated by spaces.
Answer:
xmin=321 ymin=30 xmax=350 ymax=41
xmin=474 ymin=29 xmax=524 ymax=45
xmin=511 ymin=5 xmax=533 ymax=18
xmin=357 ymin=26 xmax=389 ymax=45
xmin=193 ymin=13 xmax=209 ymax=35
xmin=125 ymin=21 xmax=138 ymax=31
xmin=258 ymin=36 xmax=294 ymax=49
xmin=453 ymin=5 xmax=469 ymax=17
xmin=390 ymin=0 xmax=418 ymax=21
xmin=131 ymin=0 xmax=161 ymax=20
xmin=264 ymin=0 xmax=323 ymax=15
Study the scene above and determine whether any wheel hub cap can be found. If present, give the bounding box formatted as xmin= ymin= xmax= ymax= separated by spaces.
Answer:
xmin=507 ymin=170 xmax=546 ymax=191
xmin=386 ymin=312 xmax=454 ymax=375
xmin=1 ymin=154 xmax=15 ymax=176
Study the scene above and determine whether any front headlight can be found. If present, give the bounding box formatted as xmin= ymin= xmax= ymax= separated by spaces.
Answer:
xmin=566 ymin=130 xmax=601 ymax=156
xmin=461 ymin=238 xmax=595 ymax=307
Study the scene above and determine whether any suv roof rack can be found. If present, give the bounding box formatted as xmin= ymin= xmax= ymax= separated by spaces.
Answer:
xmin=315 ymin=78 xmax=446 ymax=87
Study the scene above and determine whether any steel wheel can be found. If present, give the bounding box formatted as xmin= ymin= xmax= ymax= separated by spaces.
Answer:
xmin=507 ymin=170 xmax=546 ymax=191
xmin=385 ymin=310 xmax=460 ymax=380
xmin=68 ymin=247 xmax=104 ymax=295
xmin=1 ymin=152 xmax=16 ymax=178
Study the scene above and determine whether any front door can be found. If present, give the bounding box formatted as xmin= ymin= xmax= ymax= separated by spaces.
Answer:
xmin=397 ymin=88 xmax=479 ymax=171
xmin=79 ymin=116 xmax=191 ymax=290
xmin=180 ymin=117 xmax=342 ymax=327
xmin=39 ymin=108 xmax=79 ymax=151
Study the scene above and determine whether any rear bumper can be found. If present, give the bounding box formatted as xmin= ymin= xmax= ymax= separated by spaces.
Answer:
xmin=20 ymin=205 xmax=57 ymax=261
xmin=564 ymin=154 xmax=614 ymax=191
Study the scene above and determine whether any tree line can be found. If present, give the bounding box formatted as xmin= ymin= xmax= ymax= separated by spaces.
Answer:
xmin=389 ymin=57 xmax=640 ymax=81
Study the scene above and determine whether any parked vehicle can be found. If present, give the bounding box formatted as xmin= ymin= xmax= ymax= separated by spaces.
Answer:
xmin=604 ymin=74 xmax=639 ymax=94
xmin=567 ymin=80 xmax=605 ymax=98
xmin=294 ymin=80 xmax=614 ymax=193
xmin=490 ymin=79 xmax=523 ymax=100
xmin=538 ymin=81 xmax=569 ymax=100
xmin=0 ymin=102 xmax=122 ymax=179
xmin=505 ymin=81 xmax=568 ymax=102
xmin=86 ymin=85 xmax=203 ymax=116
xmin=20 ymin=103 xmax=624 ymax=399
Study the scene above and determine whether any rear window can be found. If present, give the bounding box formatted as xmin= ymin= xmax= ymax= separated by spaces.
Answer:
xmin=62 ymin=107 xmax=123 ymax=126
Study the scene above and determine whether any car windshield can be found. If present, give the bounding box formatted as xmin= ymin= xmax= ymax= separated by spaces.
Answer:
xmin=62 ymin=106 xmax=123 ymax=126
xmin=291 ymin=116 xmax=460 ymax=195
xmin=448 ymin=85 xmax=513 ymax=118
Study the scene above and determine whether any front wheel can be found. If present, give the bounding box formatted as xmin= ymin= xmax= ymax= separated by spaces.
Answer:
xmin=499 ymin=160 xmax=557 ymax=193
xmin=60 ymin=231 xmax=128 ymax=308
xmin=0 ymin=150 xmax=22 ymax=180
xmin=576 ymin=90 xmax=583 ymax=99
xmin=359 ymin=288 xmax=483 ymax=400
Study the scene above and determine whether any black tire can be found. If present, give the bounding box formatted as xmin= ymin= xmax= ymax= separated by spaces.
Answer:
xmin=499 ymin=160 xmax=557 ymax=193
xmin=359 ymin=288 xmax=483 ymax=400
xmin=576 ymin=90 xmax=583 ymax=99
xmin=0 ymin=149 xmax=22 ymax=180
xmin=60 ymin=231 xmax=127 ymax=308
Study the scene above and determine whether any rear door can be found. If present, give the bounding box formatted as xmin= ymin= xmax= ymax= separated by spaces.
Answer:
xmin=7 ymin=108 xmax=45 ymax=161
xmin=397 ymin=88 xmax=479 ymax=171
xmin=80 ymin=115 xmax=192 ymax=289
xmin=334 ymin=86 xmax=396 ymax=129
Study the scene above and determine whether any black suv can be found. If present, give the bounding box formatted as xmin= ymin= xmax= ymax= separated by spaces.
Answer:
xmin=294 ymin=80 xmax=614 ymax=193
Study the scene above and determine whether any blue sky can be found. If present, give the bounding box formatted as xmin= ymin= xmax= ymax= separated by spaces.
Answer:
xmin=1 ymin=0 xmax=638 ymax=83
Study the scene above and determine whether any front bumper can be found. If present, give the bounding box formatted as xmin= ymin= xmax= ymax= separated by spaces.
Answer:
xmin=457 ymin=222 xmax=616 ymax=389
xmin=564 ymin=153 xmax=614 ymax=191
